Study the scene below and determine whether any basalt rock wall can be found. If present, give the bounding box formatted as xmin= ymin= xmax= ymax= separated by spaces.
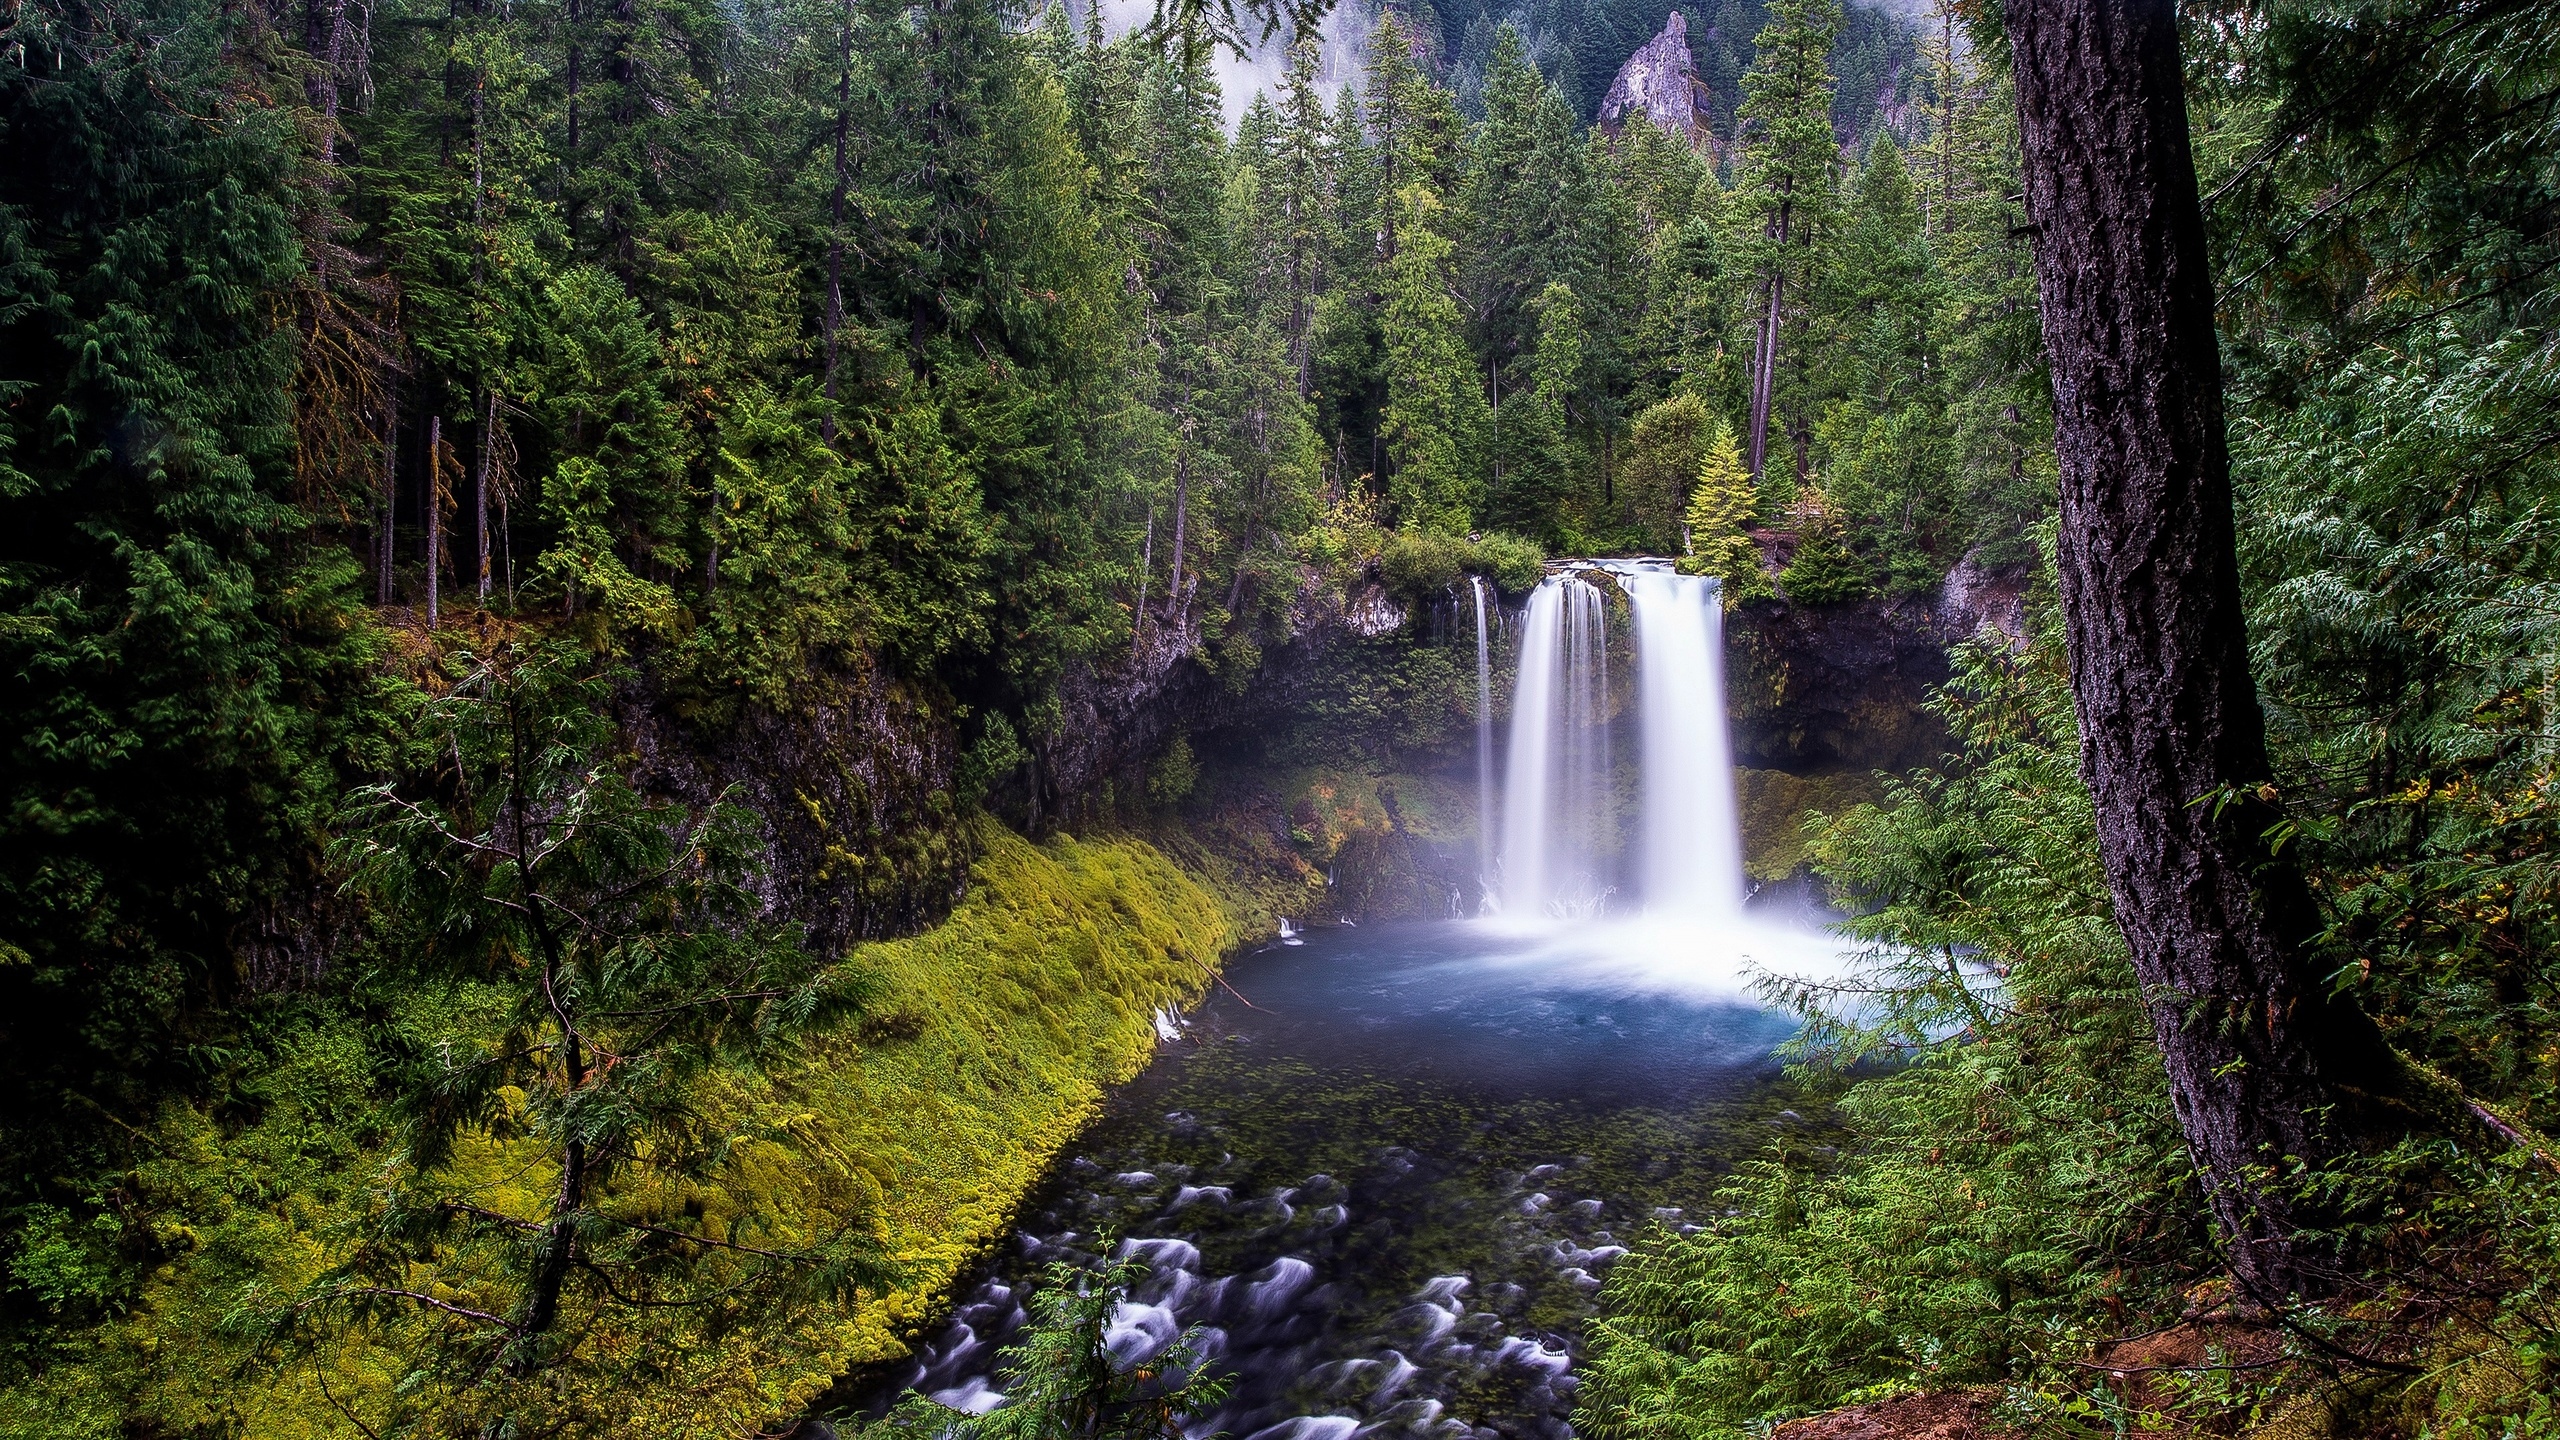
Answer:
xmin=619 ymin=656 xmax=974 ymax=958
xmin=1725 ymin=557 xmax=2029 ymax=778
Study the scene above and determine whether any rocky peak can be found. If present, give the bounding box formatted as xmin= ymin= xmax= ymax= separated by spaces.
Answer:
xmin=1597 ymin=12 xmax=1715 ymax=150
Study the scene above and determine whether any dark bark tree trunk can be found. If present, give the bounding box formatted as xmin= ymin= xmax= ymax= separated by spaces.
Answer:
xmin=426 ymin=413 xmax=444 ymax=628
xmin=1167 ymin=439 xmax=1191 ymax=626
xmin=379 ymin=385 xmax=399 ymax=605
xmin=475 ymin=390 xmax=494 ymax=601
xmin=2007 ymin=0 xmax=2402 ymax=1302
xmin=1746 ymin=276 xmax=1780 ymax=481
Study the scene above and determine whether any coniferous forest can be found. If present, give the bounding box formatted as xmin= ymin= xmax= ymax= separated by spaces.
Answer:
xmin=4 ymin=0 xmax=2560 ymax=1432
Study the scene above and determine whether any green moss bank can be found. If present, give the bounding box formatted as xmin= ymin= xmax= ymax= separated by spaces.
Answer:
xmin=0 ymin=825 xmax=1238 ymax=1439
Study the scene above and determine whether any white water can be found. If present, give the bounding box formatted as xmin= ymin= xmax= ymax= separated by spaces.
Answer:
xmin=1470 ymin=577 xmax=1496 ymax=897
xmin=1485 ymin=559 xmax=1845 ymax=996
xmin=1622 ymin=568 xmax=1746 ymax=919
xmin=1496 ymin=576 xmax=1615 ymax=919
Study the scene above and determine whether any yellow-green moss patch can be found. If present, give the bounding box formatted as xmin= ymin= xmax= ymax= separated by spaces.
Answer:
xmin=0 ymin=824 xmax=1234 ymax=1440
xmin=1736 ymin=769 xmax=1888 ymax=884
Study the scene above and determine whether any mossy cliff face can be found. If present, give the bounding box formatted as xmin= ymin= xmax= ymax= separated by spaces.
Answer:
xmin=622 ymin=652 xmax=976 ymax=956
xmin=1724 ymin=561 xmax=2028 ymax=881
xmin=0 ymin=826 xmax=1234 ymax=1440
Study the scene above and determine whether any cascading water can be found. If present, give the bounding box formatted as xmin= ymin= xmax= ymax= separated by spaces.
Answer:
xmin=1621 ymin=569 xmax=1746 ymax=919
xmin=1496 ymin=576 xmax=1615 ymax=918
xmin=1493 ymin=560 xmax=1756 ymax=927
xmin=1470 ymin=577 xmax=1495 ymax=899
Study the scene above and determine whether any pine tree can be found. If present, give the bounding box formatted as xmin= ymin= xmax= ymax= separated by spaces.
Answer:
xmin=1681 ymin=416 xmax=1773 ymax=600
xmin=1731 ymin=0 xmax=1841 ymax=485
xmin=1378 ymin=185 xmax=1485 ymax=534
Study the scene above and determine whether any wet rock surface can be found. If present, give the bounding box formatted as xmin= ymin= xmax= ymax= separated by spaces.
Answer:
xmin=619 ymin=654 xmax=972 ymax=954
xmin=1725 ymin=558 xmax=2031 ymax=777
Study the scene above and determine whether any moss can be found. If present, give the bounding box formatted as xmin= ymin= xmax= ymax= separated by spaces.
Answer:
xmin=1735 ymin=768 xmax=1887 ymax=884
xmin=0 ymin=824 xmax=1235 ymax=1439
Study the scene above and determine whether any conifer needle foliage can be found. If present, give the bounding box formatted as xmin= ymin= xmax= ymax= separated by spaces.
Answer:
xmin=269 ymin=639 xmax=893 ymax=1418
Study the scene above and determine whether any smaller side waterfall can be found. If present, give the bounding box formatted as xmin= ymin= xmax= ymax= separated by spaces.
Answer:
xmin=1498 ymin=575 xmax=1615 ymax=919
xmin=1470 ymin=577 xmax=1495 ymax=897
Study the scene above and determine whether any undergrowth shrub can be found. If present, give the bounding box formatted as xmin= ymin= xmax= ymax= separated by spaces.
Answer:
xmin=1579 ymin=621 xmax=2204 ymax=1440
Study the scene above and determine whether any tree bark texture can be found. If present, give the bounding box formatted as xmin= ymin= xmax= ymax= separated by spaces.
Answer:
xmin=2007 ymin=0 xmax=2401 ymax=1301
xmin=475 ymin=390 xmax=495 ymax=600
xmin=426 ymin=413 xmax=444 ymax=628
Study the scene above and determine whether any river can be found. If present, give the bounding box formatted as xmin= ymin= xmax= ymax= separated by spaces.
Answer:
xmin=864 ymin=907 xmax=1839 ymax=1440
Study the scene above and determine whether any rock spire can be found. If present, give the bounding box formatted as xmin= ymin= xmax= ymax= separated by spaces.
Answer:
xmin=1597 ymin=11 xmax=1716 ymax=149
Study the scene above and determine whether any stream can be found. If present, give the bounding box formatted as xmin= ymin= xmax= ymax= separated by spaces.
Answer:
xmin=863 ymin=907 xmax=1839 ymax=1440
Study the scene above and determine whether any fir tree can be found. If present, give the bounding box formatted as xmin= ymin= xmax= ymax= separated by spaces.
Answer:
xmin=1777 ymin=484 xmax=1871 ymax=603
xmin=1378 ymin=185 xmax=1485 ymax=534
xmin=1731 ymin=0 xmax=1841 ymax=485
xmin=1681 ymin=415 xmax=1774 ymax=601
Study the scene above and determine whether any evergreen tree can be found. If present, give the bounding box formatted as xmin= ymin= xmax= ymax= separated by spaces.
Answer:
xmin=1624 ymin=392 xmax=1711 ymax=553
xmin=1730 ymin=0 xmax=1841 ymax=486
xmin=1776 ymin=485 xmax=1869 ymax=602
xmin=1812 ymin=137 xmax=1955 ymax=594
xmin=1680 ymin=416 xmax=1773 ymax=601
xmin=306 ymin=642 xmax=890 ymax=1410
xmin=1378 ymin=186 xmax=1485 ymax=534
xmin=0 ymin=0 xmax=379 ymax=1177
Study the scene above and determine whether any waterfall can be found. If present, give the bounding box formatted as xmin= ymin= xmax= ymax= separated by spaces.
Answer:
xmin=1492 ymin=562 xmax=1745 ymax=925
xmin=1621 ymin=569 xmax=1746 ymax=919
xmin=1470 ymin=578 xmax=1495 ymax=898
xmin=1497 ymin=575 xmax=1615 ymax=918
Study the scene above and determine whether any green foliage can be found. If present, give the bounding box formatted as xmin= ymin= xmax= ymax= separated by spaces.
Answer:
xmin=301 ymin=640 xmax=890 ymax=1401
xmin=865 ymin=1254 xmax=1230 ymax=1440
xmin=0 ymin=825 xmax=1238 ymax=1435
xmin=1148 ymin=737 xmax=1200 ymax=806
xmin=1380 ymin=527 xmax=1547 ymax=601
xmin=1678 ymin=419 xmax=1773 ymax=602
xmin=1379 ymin=185 xmax=1486 ymax=534
xmin=1472 ymin=531 xmax=1548 ymax=594
xmin=1775 ymin=491 xmax=1871 ymax=604
xmin=1623 ymin=394 xmax=1713 ymax=554
xmin=0 ymin=0 xmax=391 ymax=1262
xmin=1581 ymin=630 xmax=2197 ymax=1439
xmin=1382 ymin=527 xmax=1471 ymax=599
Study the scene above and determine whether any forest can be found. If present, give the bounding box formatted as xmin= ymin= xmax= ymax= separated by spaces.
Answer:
xmin=3 ymin=0 xmax=2558 ymax=1432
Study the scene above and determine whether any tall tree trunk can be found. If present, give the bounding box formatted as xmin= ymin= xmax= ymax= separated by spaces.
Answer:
xmin=426 ymin=414 xmax=444 ymax=628
xmin=1746 ymin=275 xmax=1781 ymax=481
xmin=564 ymin=0 xmax=584 ymax=247
xmin=379 ymin=385 xmax=399 ymax=605
xmin=305 ymin=0 xmax=349 ymax=169
xmin=1167 ymin=442 xmax=1191 ymax=627
xmin=1134 ymin=504 xmax=1154 ymax=649
xmin=1747 ymin=189 xmax=1792 ymax=483
xmin=2008 ymin=0 xmax=2401 ymax=1302
xmin=475 ymin=391 xmax=494 ymax=601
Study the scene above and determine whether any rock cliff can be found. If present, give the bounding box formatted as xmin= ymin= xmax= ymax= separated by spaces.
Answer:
xmin=1597 ymin=12 xmax=1716 ymax=150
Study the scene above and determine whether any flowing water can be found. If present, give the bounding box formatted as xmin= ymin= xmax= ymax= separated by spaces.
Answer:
xmin=862 ymin=558 xmax=1854 ymax=1440
xmin=866 ymin=919 xmax=1823 ymax=1440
